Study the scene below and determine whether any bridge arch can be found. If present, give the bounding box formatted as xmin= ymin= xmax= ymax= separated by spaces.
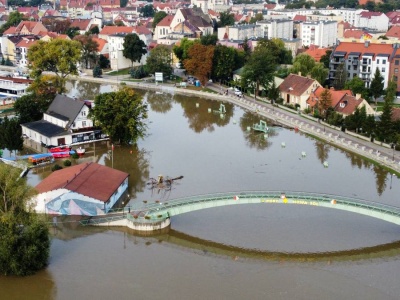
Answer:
xmin=127 ymin=191 xmax=400 ymax=231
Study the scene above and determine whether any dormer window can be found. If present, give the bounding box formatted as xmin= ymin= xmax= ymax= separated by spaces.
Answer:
xmin=82 ymin=111 xmax=86 ymax=116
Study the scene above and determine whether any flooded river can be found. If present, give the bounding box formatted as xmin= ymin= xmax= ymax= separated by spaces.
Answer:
xmin=1 ymin=80 xmax=400 ymax=300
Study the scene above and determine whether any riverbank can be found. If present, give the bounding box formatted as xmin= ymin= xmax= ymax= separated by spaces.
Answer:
xmin=71 ymin=74 xmax=400 ymax=174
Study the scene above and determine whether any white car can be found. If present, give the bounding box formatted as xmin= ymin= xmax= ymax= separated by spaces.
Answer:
xmin=234 ymin=88 xmax=242 ymax=96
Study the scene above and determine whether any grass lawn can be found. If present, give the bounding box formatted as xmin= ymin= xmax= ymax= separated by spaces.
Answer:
xmin=107 ymin=68 xmax=131 ymax=76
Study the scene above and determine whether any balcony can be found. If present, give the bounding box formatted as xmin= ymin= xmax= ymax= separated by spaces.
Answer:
xmin=331 ymin=58 xmax=344 ymax=64
xmin=352 ymin=60 xmax=358 ymax=65
xmin=360 ymin=60 xmax=369 ymax=66
xmin=14 ymin=48 xmax=21 ymax=54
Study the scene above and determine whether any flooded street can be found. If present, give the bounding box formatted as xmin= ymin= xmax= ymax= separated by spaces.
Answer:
xmin=1 ymin=81 xmax=400 ymax=300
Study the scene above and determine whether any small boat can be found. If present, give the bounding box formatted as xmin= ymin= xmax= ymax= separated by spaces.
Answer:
xmin=76 ymin=147 xmax=85 ymax=155
xmin=49 ymin=146 xmax=72 ymax=153
xmin=51 ymin=151 xmax=71 ymax=158
xmin=28 ymin=153 xmax=54 ymax=166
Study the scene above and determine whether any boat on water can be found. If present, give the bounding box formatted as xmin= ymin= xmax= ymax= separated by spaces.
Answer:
xmin=51 ymin=150 xmax=75 ymax=158
xmin=49 ymin=146 xmax=72 ymax=153
xmin=28 ymin=153 xmax=55 ymax=166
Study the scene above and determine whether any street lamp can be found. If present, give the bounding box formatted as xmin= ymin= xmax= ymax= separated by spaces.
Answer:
xmin=391 ymin=143 xmax=396 ymax=161
xmin=122 ymin=201 xmax=124 ymax=217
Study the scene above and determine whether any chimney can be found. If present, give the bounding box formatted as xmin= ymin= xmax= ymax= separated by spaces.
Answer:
xmin=364 ymin=41 xmax=369 ymax=48
xmin=355 ymin=93 xmax=361 ymax=100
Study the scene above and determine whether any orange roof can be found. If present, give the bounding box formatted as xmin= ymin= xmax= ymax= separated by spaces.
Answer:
xmin=16 ymin=38 xmax=38 ymax=48
xmin=92 ymin=36 xmax=107 ymax=52
xmin=343 ymin=29 xmax=366 ymax=39
xmin=358 ymin=0 xmax=382 ymax=5
xmin=36 ymin=162 xmax=129 ymax=202
xmin=70 ymin=19 xmax=91 ymax=30
xmin=307 ymin=87 xmax=351 ymax=108
xmin=99 ymin=25 xmax=134 ymax=35
xmin=386 ymin=26 xmax=400 ymax=39
xmin=304 ymin=46 xmax=328 ymax=62
xmin=333 ymin=41 xmax=394 ymax=60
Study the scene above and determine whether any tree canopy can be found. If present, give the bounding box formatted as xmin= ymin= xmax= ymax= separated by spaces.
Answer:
xmin=122 ymin=33 xmax=147 ymax=66
xmin=27 ymin=39 xmax=82 ymax=94
xmin=240 ymin=40 xmax=277 ymax=97
xmin=90 ymin=87 xmax=148 ymax=145
xmin=217 ymin=11 xmax=235 ymax=27
xmin=184 ymin=44 xmax=215 ymax=86
xmin=73 ymin=35 xmax=99 ymax=69
xmin=370 ymin=68 xmax=384 ymax=104
xmin=0 ymin=11 xmax=26 ymax=35
xmin=0 ymin=164 xmax=50 ymax=276
xmin=145 ymin=45 xmax=173 ymax=78
xmin=153 ymin=11 xmax=167 ymax=29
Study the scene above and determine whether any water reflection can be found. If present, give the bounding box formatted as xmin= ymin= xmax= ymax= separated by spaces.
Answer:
xmin=174 ymin=94 xmax=233 ymax=133
xmin=146 ymin=91 xmax=174 ymax=113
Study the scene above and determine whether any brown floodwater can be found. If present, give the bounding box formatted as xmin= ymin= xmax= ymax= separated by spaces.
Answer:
xmin=1 ymin=81 xmax=400 ymax=300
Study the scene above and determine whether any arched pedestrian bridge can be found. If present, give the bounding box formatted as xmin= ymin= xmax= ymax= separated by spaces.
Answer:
xmin=88 ymin=191 xmax=400 ymax=231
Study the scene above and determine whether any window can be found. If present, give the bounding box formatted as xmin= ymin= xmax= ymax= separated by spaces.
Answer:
xmin=82 ymin=121 xmax=87 ymax=127
xmin=382 ymin=67 xmax=385 ymax=73
xmin=377 ymin=59 xmax=379 ymax=64
xmin=395 ymin=68 xmax=398 ymax=73
xmin=81 ymin=111 xmax=86 ymax=116
xmin=395 ymin=60 xmax=399 ymax=66
xmin=383 ymin=59 xmax=386 ymax=64
xmin=394 ymin=76 xmax=398 ymax=82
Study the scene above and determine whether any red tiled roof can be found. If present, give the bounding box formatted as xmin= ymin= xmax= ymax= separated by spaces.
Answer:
xmin=333 ymin=41 xmax=394 ymax=60
xmin=359 ymin=0 xmax=382 ymax=5
xmin=36 ymin=162 xmax=129 ymax=202
xmin=359 ymin=11 xmax=384 ymax=19
xmin=343 ymin=29 xmax=366 ymax=39
xmin=293 ymin=15 xmax=307 ymax=22
xmin=156 ymin=15 xmax=173 ymax=27
xmin=279 ymin=74 xmax=318 ymax=97
xmin=304 ymin=46 xmax=328 ymax=62
xmin=92 ymin=36 xmax=107 ymax=52
xmin=307 ymin=87 xmax=351 ymax=108
xmin=70 ymin=19 xmax=91 ymax=30
xmin=386 ymin=26 xmax=400 ymax=39
xmin=99 ymin=25 xmax=134 ymax=35
xmin=335 ymin=95 xmax=363 ymax=115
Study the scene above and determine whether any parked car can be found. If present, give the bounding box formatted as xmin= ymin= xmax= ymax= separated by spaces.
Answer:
xmin=234 ymin=88 xmax=242 ymax=96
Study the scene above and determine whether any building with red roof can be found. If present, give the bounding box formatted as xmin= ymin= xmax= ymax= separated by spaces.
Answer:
xmin=386 ymin=26 xmax=400 ymax=40
xmin=34 ymin=162 xmax=129 ymax=216
xmin=304 ymin=45 xmax=329 ymax=62
xmin=356 ymin=11 xmax=389 ymax=31
xmin=279 ymin=73 xmax=321 ymax=110
xmin=329 ymin=41 xmax=398 ymax=91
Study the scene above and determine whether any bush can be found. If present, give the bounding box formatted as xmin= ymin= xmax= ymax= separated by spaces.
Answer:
xmin=130 ymin=65 xmax=148 ymax=79
xmin=63 ymin=160 xmax=71 ymax=166
xmin=51 ymin=164 xmax=63 ymax=172
xmin=71 ymin=153 xmax=79 ymax=159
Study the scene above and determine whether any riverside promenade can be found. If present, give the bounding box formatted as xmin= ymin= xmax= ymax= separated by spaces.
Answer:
xmin=73 ymin=74 xmax=400 ymax=173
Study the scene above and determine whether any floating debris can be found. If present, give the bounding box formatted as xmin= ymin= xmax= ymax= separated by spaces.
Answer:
xmin=301 ymin=151 xmax=306 ymax=157
xmin=323 ymin=161 xmax=329 ymax=168
xmin=281 ymin=142 xmax=286 ymax=148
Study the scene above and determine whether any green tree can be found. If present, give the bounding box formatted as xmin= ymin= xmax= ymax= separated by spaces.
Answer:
xmin=310 ymin=63 xmax=329 ymax=85
xmin=319 ymin=49 xmax=332 ymax=68
xmin=66 ymin=26 xmax=80 ymax=39
xmin=217 ymin=11 xmax=235 ymax=27
xmin=268 ymin=80 xmax=280 ymax=104
xmin=240 ymin=41 xmax=277 ymax=98
xmin=0 ymin=163 xmax=50 ymax=276
xmin=211 ymin=45 xmax=239 ymax=82
xmin=14 ymin=93 xmax=51 ymax=124
xmin=249 ymin=13 xmax=264 ymax=24
xmin=370 ymin=68 xmax=384 ymax=105
xmin=140 ymin=5 xmax=155 ymax=17
xmin=123 ymin=33 xmax=147 ymax=66
xmin=93 ymin=64 xmax=102 ymax=78
xmin=0 ymin=11 xmax=25 ymax=35
xmin=290 ymin=53 xmax=316 ymax=76
xmin=344 ymin=76 xmax=368 ymax=99
xmin=152 ymin=11 xmax=167 ymax=30
xmin=0 ymin=117 xmax=23 ymax=154
xmin=376 ymin=79 xmax=397 ymax=142
xmin=98 ymin=54 xmax=110 ymax=69
xmin=74 ymin=35 xmax=99 ymax=69
xmin=200 ymin=34 xmax=218 ymax=46
xmin=28 ymin=39 xmax=82 ymax=94
xmin=145 ymin=45 xmax=173 ymax=78
xmin=172 ymin=38 xmax=197 ymax=62
xmin=90 ymin=87 xmax=148 ymax=145
xmin=88 ymin=25 xmax=100 ymax=35
xmin=333 ymin=62 xmax=347 ymax=90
